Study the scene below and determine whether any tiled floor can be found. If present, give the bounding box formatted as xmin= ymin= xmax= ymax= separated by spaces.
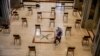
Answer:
xmin=0 ymin=2 xmax=92 ymax=56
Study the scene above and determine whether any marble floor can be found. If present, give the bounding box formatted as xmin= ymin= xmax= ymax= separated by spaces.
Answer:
xmin=0 ymin=2 xmax=92 ymax=56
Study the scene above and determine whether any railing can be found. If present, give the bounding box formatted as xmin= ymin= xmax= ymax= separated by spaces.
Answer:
xmin=86 ymin=29 xmax=95 ymax=43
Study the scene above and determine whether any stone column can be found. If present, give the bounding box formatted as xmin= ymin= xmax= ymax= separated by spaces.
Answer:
xmin=93 ymin=0 xmax=100 ymax=56
xmin=81 ymin=0 xmax=92 ymax=29
xmin=81 ymin=0 xmax=88 ymax=28
xmin=93 ymin=17 xmax=100 ymax=56
xmin=1 ymin=0 xmax=10 ymax=24
xmin=93 ymin=0 xmax=100 ymax=29
xmin=74 ymin=0 xmax=79 ymax=8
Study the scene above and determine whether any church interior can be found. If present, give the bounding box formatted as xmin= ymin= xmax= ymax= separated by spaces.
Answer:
xmin=0 ymin=0 xmax=100 ymax=56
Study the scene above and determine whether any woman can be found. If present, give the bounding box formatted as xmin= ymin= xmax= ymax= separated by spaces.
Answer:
xmin=54 ymin=27 xmax=63 ymax=45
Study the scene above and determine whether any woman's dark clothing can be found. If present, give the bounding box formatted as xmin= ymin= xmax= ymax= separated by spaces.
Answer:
xmin=54 ymin=28 xmax=62 ymax=44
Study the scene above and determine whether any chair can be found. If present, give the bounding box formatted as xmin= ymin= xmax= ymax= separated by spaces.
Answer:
xmin=20 ymin=2 xmax=24 ymax=9
xmin=49 ymin=18 xmax=55 ymax=27
xmin=36 ymin=4 xmax=40 ymax=8
xmin=73 ymin=7 xmax=78 ymax=12
xmin=13 ymin=34 xmax=21 ymax=45
xmin=65 ymin=26 xmax=72 ymax=36
xmin=35 ymin=24 xmax=41 ymax=37
xmin=14 ymin=13 xmax=19 ymax=20
xmin=37 ymin=12 xmax=42 ymax=21
xmin=1 ymin=24 xmax=10 ymax=33
xmin=61 ymin=3 xmax=65 ymax=10
xmin=13 ymin=11 xmax=17 ymax=15
xmin=82 ymin=36 xmax=90 ymax=46
xmin=21 ymin=18 xmax=28 ymax=27
xmin=66 ymin=47 xmax=75 ymax=56
xmin=27 ymin=7 xmax=33 ymax=15
xmin=63 ymin=12 xmax=68 ymax=23
xmin=61 ymin=3 xmax=65 ymax=6
xmin=51 ymin=7 xmax=55 ymax=16
xmin=12 ymin=11 xmax=19 ymax=20
xmin=73 ymin=7 xmax=78 ymax=15
xmin=75 ymin=19 xmax=81 ymax=28
xmin=28 ymin=46 xmax=36 ymax=56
